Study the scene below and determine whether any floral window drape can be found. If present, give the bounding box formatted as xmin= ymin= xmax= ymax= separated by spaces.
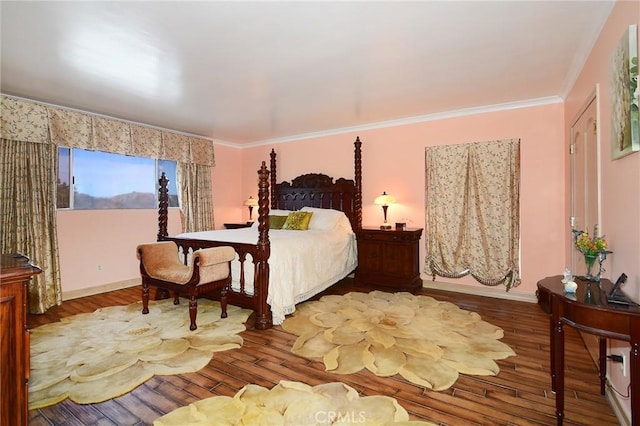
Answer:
xmin=1 ymin=94 xmax=216 ymax=312
xmin=177 ymin=162 xmax=214 ymax=233
xmin=424 ymin=139 xmax=521 ymax=290
xmin=0 ymin=97 xmax=62 ymax=313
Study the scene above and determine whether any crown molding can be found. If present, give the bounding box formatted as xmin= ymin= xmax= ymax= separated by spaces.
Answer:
xmin=241 ymin=96 xmax=564 ymax=148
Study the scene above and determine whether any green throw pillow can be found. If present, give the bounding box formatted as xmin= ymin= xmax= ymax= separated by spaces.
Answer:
xmin=269 ymin=215 xmax=288 ymax=229
xmin=282 ymin=211 xmax=313 ymax=230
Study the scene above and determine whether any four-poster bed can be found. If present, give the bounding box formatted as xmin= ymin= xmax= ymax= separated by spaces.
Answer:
xmin=156 ymin=137 xmax=363 ymax=329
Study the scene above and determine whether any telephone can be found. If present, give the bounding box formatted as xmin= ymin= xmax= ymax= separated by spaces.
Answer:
xmin=607 ymin=273 xmax=637 ymax=306
xmin=610 ymin=273 xmax=627 ymax=297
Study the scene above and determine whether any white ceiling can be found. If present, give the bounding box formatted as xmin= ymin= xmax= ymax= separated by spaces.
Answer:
xmin=1 ymin=1 xmax=614 ymax=146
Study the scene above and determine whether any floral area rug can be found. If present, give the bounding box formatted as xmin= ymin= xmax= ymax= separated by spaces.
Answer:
xmin=154 ymin=380 xmax=437 ymax=425
xmin=281 ymin=291 xmax=515 ymax=391
xmin=29 ymin=298 xmax=252 ymax=409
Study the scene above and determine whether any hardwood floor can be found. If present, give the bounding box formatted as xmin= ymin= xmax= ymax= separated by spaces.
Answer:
xmin=27 ymin=279 xmax=620 ymax=426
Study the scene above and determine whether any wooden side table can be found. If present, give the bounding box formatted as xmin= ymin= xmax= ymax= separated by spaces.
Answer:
xmin=537 ymin=276 xmax=640 ymax=425
xmin=354 ymin=227 xmax=423 ymax=293
xmin=1 ymin=253 xmax=41 ymax=426
xmin=224 ymin=222 xmax=253 ymax=229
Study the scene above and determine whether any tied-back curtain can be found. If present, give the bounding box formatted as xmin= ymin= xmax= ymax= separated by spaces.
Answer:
xmin=0 ymin=139 xmax=62 ymax=313
xmin=177 ymin=162 xmax=214 ymax=233
xmin=425 ymin=139 xmax=521 ymax=290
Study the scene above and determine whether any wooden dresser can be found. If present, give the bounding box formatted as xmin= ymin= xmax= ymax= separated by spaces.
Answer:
xmin=354 ymin=227 xmax=423 ymax=293
xmin=1 ymin=253 xmax=41 ymax=426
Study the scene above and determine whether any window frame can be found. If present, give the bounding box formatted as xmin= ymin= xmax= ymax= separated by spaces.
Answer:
xmin=56 ymin=147 xmax=178 ymax=210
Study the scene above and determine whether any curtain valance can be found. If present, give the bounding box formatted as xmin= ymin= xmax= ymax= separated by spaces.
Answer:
xmin=48 ymin=108 xmax=93 ymax=148
xmin=0 ymin=96 xmax=49 ymax=143
xmin=0 ymin=95 xmax=215 ymax=166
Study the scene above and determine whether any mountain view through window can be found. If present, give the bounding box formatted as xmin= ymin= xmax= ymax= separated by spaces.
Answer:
xmin=57 ymin=148 xmax=178 ymax=209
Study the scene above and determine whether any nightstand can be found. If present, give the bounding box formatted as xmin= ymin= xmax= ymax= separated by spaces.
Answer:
xmin=224 ymin=222 xmax=253 ymax=229
xmin=354 ymin=227 xmax=423 ymax=293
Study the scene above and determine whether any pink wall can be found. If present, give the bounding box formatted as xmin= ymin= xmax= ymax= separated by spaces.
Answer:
xmin=242 ymin=103 xmax=566 ymax=298
xmin=211 ymin=144 xmax=245 ymax=227
xmin=565 ymin=1 xmax=639 ymax=300
xmin=58 ymin=102 xmax=565 ymax=299
xmin=564 ymin=1 xmax=639 ymax=419
xmin=57 ymin=209 xmax=181 ymax=293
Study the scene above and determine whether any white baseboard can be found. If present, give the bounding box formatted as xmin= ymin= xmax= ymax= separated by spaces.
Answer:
xmin=421 ymin=279 xmax=537 ymax=303
xmin=606 ymin=381 xmax=631 ymax=426
xmin=62 ymin=278 xmax=140 ymax=301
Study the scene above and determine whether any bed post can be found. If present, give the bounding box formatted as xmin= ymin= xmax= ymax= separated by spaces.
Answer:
xmin=354 ymin=136 xmax=362 ymax=230
xmin=157 ymin=172 xmax=169 ymax=241
xmin=270 ymin=149 xmax=277 ymax=209
xmin=255 ymin=161 xmax=272 ymax=329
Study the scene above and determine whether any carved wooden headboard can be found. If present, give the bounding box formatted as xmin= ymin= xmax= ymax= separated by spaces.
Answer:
xmin=268 ymin=137 xmax=362 ymax=231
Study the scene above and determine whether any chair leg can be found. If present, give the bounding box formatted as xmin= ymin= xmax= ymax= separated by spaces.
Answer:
xmin=189 ymin=296 xmax=198 ymax=331
xmin=142 ymin=282 xmax=150 ymax=315
xmin=220 ymin=285 xmax=228 ymax=319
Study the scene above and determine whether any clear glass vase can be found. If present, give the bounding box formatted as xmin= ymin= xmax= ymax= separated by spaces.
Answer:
xmin=584 ymin=253 xmax=598 ymax=281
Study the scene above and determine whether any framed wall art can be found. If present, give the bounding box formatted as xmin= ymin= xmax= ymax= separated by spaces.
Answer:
xmin=610 ymin=24 xmax=638 ymax=160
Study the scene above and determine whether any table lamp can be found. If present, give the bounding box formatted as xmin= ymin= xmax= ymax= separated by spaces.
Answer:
xmin=374 ymin=191 xmax=396 ymax=229
xmin=244 ymin=196 xmax=258 ymax=221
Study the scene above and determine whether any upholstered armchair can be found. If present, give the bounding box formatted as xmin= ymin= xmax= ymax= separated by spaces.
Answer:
xmin=136 ymin=241 xmax=235 ymax=330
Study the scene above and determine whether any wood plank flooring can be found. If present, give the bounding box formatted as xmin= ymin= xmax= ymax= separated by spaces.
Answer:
xmin=27 ymin=278 xmax=620 ymax=425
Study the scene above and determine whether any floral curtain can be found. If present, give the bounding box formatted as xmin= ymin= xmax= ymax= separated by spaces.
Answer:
xmin=424 ymin=139 xmax=521 ymax=290
xmin=16 ymin=94 xmax=217 ymax=165
xmin=189 ymin=136 xmax=215 ymax=167
xmin=48 ymin=108 xmax=93 ymax=148
xmin=131 ymin=125 xmax=162 ymax=159
xmin=177 ymin=162 xmax=214 ymax=232
xmin=92 ymin=116 xmax=131 ymax=154
xmin=0 ymin=96 xmax=49 ymax=143
xmin=1 ymin=94 xmax=216 ymax=312
xmin=0 ymin=139 xmax=62 ymax=313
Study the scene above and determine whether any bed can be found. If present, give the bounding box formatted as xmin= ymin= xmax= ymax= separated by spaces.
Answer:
xmin=156 ymin=137 xmax=363 ymax=329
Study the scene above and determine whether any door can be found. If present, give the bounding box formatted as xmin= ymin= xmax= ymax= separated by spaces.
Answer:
xmin=570 ymin=91 xmax=601 ymax=365
xmin=570 ymin=93 xmax=599 ymax=276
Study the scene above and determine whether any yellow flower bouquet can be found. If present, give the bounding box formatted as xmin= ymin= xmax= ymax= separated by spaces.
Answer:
xmin=573 ymin=225 xmax=608 ymax=281
xmin=575 ymin=230 xmax=607 ymax=256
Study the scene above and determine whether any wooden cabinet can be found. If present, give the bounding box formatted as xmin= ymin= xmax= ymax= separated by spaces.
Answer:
xmin=355 ymin=227 xmax=423 ymax=293
xmin=1 ymin=253 xmax=41 ymax=426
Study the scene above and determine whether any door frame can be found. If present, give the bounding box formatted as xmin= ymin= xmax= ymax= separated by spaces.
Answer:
xmin=569 ymin=84 xmax=602 ymax=273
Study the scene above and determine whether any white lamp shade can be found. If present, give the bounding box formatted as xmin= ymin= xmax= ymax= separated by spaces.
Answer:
xmin=244 ymin=196 xmax=258 ymax=207
xmin=374 ymin=192 xmax=396 ymax=206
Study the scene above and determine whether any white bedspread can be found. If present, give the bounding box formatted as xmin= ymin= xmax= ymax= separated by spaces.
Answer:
xmin=175 ymin=227 xmax=357 ymax=324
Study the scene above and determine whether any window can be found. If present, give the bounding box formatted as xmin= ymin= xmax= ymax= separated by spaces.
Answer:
xmin=57 ymin=147 xmax=178 ymax=209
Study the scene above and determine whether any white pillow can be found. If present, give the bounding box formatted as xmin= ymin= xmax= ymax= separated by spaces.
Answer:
xmin=270 ymin=209 xmax=294 ymax=216
xmin=301 ymin=207 xmax=350 ymax=231
xmin=251 ymin=209 xmax=293 ymax=228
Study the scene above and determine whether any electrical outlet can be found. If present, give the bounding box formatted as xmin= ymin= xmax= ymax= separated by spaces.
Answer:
xmin=97 ymin=264 xmax=103 ymax=272
xmin=620 ymin=353 xmax=627 ymax=377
